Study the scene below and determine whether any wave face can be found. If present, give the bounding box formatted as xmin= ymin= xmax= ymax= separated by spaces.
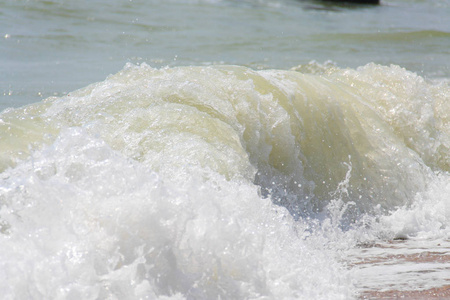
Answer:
xmin=0 ymin=63 xmax=449 ymax=298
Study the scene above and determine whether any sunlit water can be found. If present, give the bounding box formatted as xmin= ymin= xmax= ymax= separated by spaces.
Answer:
xmin=1 ymin=0 xmax=449 ymax=299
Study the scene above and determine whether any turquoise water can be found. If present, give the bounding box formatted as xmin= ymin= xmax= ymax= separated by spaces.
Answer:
xmin=0 ymin=0 xmax=449 ymax=299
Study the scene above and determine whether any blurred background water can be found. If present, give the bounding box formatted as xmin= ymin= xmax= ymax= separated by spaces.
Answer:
xmin=1 ymin=0 xmax=449 ymax=110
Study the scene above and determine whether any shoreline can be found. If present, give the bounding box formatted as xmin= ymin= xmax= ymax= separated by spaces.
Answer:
xmin=350 ymin=239 xmax=450 ymax=299
xmin=360 ymin=285 xmax=450 ymax=299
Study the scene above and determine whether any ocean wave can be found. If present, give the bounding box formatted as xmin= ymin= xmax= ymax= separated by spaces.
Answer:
xmin=0 ymin=62 xmax=448 ymax=299
xmin=1 ymin=63 xmax=448 ymax=213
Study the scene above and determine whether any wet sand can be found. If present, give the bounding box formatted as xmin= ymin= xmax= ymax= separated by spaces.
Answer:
xmin=360 ymin=285 xmax=450 ymax=299
xmin=347 ymin=239 xmax=450 ymax=299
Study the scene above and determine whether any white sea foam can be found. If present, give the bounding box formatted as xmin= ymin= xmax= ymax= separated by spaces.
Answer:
xmin=0 ymin=63 xmax=448 ymax=298
xmin=0 ymin=127 xmax=354 ymax=299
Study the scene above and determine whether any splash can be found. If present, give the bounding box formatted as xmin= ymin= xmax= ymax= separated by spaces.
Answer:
xmin=0 ymin=63 xmax=448 ymax=298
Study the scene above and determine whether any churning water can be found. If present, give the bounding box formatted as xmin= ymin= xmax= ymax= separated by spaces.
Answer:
xmin=1 ymin=0 xmax=449 ymax=299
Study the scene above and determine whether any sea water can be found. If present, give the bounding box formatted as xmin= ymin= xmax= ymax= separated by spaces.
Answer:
xmin=1 ymin=0 xmax=449 ymax=299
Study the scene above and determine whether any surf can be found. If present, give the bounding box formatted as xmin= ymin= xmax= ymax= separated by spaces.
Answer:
xmin=0 ymin=62 xmax=448 ymax=299
xmin=2 ymin=63 xmax=447 ymax=213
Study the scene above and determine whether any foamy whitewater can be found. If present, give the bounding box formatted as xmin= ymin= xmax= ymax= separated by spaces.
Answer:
xmin=0 ymin=62 xmax=449 ymax=299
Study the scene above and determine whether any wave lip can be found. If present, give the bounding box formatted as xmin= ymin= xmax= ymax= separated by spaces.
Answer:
xmin=1 ymin=62 xmax=448 ymax=215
